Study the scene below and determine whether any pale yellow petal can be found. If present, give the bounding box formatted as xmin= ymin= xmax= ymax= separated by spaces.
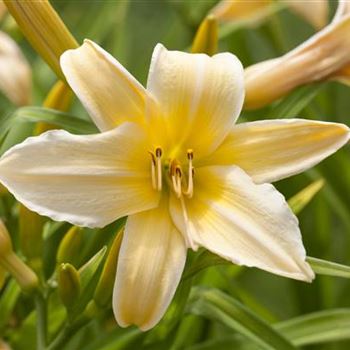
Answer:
xmin=210 ymin=0 xmax=272 ymax=23
xmin=60 ymin=39 xmax=147 ymax=131
xmin=284 ymin=0 xmax=329 ymax=29
xmin=147 ymin=44 xmax=244 ymax=159
xmin=170 ymin=166 xmax=314 ymax=282
xmin=113 ymin=202 xmax=186 ymax=331
xmin=244 ymin=15 xmax=350 ymax=109
xmin=332 ymin=0 xmax=350 ymax=23
xmin=0 ymin=32 xmax=31 ymax=106
xmin=200 ymin=119 xmax=350 ymax=184
xmin=0 ymin=123 xmax=159 ymax=228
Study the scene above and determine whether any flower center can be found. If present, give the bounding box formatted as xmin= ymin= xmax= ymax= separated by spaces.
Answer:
xmin=149 ymin=147 xmax=194 ymax=198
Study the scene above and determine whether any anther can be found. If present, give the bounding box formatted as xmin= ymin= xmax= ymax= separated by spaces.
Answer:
xmin=155 ymin=147 xmax=162 ymax=191
xmin=183 ymin=149 xmax=194 ymax=198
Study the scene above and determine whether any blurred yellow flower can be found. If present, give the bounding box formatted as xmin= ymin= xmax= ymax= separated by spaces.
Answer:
xmin=211 ymin=0 xmax=329 ymax=29
xmin=0 ymin=40 xmax=348 ymax=330
xmin=244 ymin=0 xmax=350 ymax=109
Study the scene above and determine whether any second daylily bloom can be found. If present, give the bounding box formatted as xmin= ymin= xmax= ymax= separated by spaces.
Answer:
xmin=211 ymin=0 xmax=329 ymax=29
xmin=0 ymin=29 xmax=31 ymax=106
xmin=0 ymin=40 xmax=348 ymax=330
xmin=244 ymin=0 xmax=350 ymax=109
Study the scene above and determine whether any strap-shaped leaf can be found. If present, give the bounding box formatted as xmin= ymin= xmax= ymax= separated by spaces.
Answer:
xmin=189 ymin=288 xmax=296 ymax=350
xmin=275 ymin=309 xmax=350 ymax=346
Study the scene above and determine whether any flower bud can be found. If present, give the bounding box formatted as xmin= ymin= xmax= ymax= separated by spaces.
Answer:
xmin=0 ymin=220 xmax=38 ymax=293
xmin=3 ymin=0 xmax=78 ymax=80
xmin=35 ymin=80 xmax=74 ymax=134
xmin=58 ymin=263 xmax=81 ymax=310
xmin=191 ymin=15 xmax=218 ymax=56
xmin=57 ymin=226 xmax=83 ymax=267
xmin=19 ymin=205 xmax=44 ymax=273
xmin=94 ymin=228 xmax=123 ymax=308
xmin=0 ymin=220 xmax=12 ymax=258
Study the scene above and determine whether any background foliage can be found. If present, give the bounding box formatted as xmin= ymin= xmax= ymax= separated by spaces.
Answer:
xmin=1 ymin=1 xmax=350 ymax=349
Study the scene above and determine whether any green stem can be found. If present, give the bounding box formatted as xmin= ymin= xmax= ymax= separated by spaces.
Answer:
xmin=47 ymin=316 xmax=90 ymax=350
xmin=35 ymin=293 xmax=47 ymax=350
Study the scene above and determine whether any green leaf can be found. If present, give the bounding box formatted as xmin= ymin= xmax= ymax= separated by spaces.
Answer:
xmin=0 ymin=106 xmax=97 ymax=146
xmin=307 ymin=257 xmax=350 ymax=278
xmin=0 ymin=279 xmax=21 ymax=330
xmin=275 ymin=309 xmax=350 ymax=346
xmin=189 ymin=288 xmax=296 ymax=350
xmin=268 ymin=83 xmax=323 ymax=119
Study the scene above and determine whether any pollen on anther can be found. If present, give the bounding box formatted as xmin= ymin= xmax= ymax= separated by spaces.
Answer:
xmin=155 ymin=147 xmax=162 ymax=158
xmin=187 ymin=149 xmax=194 ymax=160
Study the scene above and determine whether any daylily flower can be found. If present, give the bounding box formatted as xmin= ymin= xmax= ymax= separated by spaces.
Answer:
xmin=0 ymin=4 xmax=31 ymax=106
xmin=244 ymin=0 xmax=350 ymax=109
xmin=0 ymin=40 xmax=349 ymax=331
xmin=211 ymin=0 xmax=329 ymax=29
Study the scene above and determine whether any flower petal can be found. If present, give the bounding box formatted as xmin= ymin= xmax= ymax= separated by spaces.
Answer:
xmin=113 ymin=202 xmax=186 ymax=331
xmin=170 ymin=166 xmax=314 ymax=282
xmin=0 ymin=123 xmax=159 ymax=228
xmin=199 ymin=119 xmax=350 ymax=184
xmin=284 ymin=0 xmax=328 ymax=29
xmin=0 ymin=32 xmax=31 ymax=106
xmin=60 ymin=40 xmax=147 ymax=131
xmin=244 ymin=15 xmax=350 ymax=109
xmin=147 ymin=44 xmax=244 ymax=159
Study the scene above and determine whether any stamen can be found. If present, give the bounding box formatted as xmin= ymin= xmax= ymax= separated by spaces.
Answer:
xmin=148 ymin=151 xmax=157 ymax=190
xmin=155 ymin=147 xmax=162 ymax=191
xmin=183 ymin=149 xmax=194 ymax=198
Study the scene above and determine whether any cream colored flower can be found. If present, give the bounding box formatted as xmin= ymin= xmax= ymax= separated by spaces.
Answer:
xmin=0 ymin=3 xmax=31 ymax=106
xmin=0 ymin=40 xmax=348 ymax=330
xmin=211 ymin=0 xmax=328 ymax=29
xmin=244 ymin=0 xmax=350 ymax=109
xmin=0 ymin=31 xmax=31 ymax=106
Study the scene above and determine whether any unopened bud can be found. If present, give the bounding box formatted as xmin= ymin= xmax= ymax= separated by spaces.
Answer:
xmin=3 ymin=0 xmax=78 ymax=80
xmin=35 ymin=80 xmax=74 ymax=134
xmin=0 ymin=220 xmax=38 ymax=293
xmin=58 ymin=263 xmax=81 ymax=310
xmin=94 ymin=228 xmax=123 ymax=308
xmin=57 ymin=226 xmax=83 ymax=267
xmin=191 ymin=15 xmax=218 ymax=56
xmin=19 ymin=205 xmax=44 ymax=273
xmin=0 ymin=220 xmax=12 ymax=257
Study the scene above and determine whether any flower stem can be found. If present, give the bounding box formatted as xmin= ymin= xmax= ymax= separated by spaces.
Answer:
xmin=47 ymin=316 xmax=89 ymax=350
xmin=35 ymin=293 xmax=47 ymax=350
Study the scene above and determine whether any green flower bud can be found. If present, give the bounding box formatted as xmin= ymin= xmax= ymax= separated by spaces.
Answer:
xmin=0 ymin=220 xmax=38 ymax=293
xmin=94 ymin=228 xmax=123 ymax=308
xmin=191 ymin=15 xmax=218 ymax=56
xmin=57 ymin=226 xmax=83 ymax=267
xmin=58 ymin=263 xmax=81 ymax=310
